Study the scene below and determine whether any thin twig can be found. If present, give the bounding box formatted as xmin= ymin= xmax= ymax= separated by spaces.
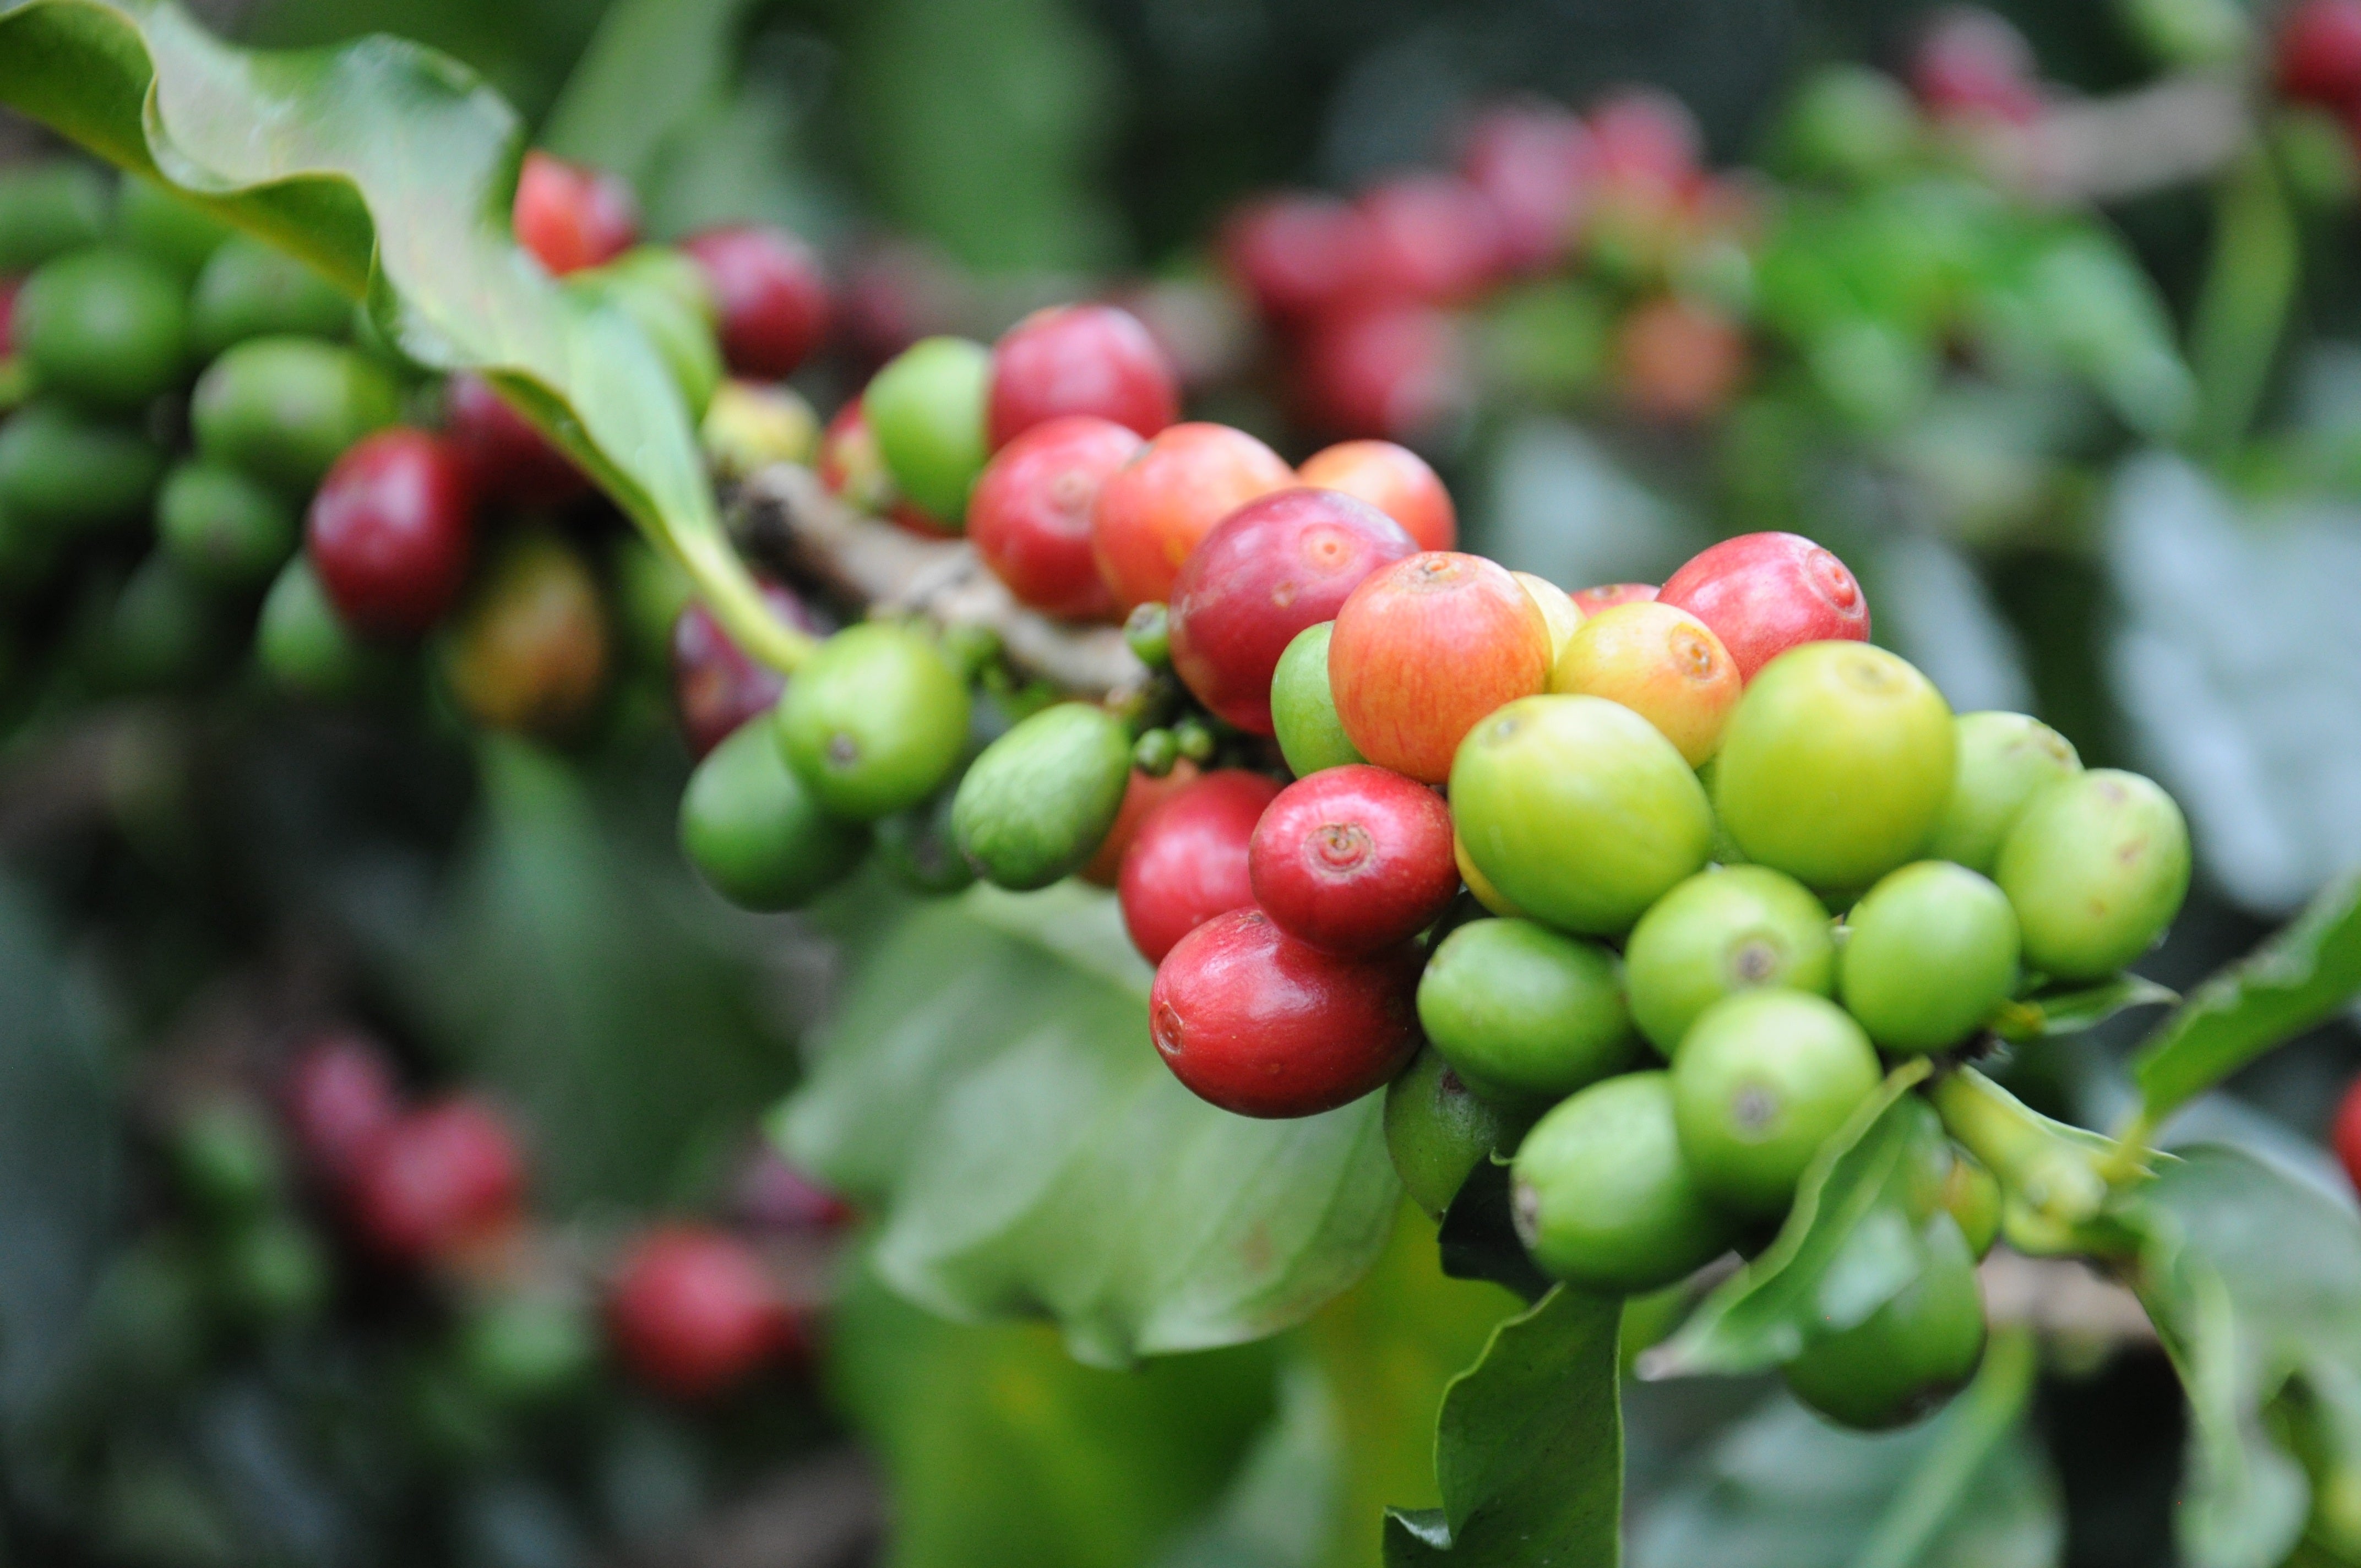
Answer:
xmin=2005 ymin=74 xmax=2251 ymax=204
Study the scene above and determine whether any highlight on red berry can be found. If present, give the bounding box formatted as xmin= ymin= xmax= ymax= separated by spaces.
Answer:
xmin=512 ymin=150 xmax=640 ymax=275
xmin=967 ymin=415 xmax=1139 ymax=620
xmin=305 ymin=427 xmax=477 ymax=637
xmin=1656 ymin=530 xmax=1870 ymax=681
xmin=351 ymin=1097 xmax=525 ymax=1262
xmin=281 ymin=1031 xmax=401 ymax=1187
xmin=679 ymin=224 xmax=831 ymax=380
xmin=1248 ymin=765 xmax=1458 ymax=954
xmin=1090 ymin=421 xmax=1293 ymax=611
xmin=987 ymin=303 xmax=1180 ymax=449
xmin=1118 ymin=769 xmax=1283 ymax=963
xmin=608 ymin=1224 xmax=792 ymax=1400
xmin=1295 ymin=439 xmax=1458 ymax=552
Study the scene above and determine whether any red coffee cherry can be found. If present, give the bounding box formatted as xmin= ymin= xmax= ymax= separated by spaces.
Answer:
xmin=2333 ymin=1074 xmax=2361 ymax=1195
xmin=1588 ymin=87 xmax=1705 ymax=198
xmin=1118 ymin=770 xmax=1284 ymax=963
xmin=671 ymin=578 xmax=817 ymax=759
xmin=1249 ymin=765 xmax=1457 ymax=954
xmin=731 ymin=1146 xmax=854 ymax=1234
xmin=968 ymin=415 xmax=1140 ymax=620
xmin=679 ymin=224 xmax=831 ymax=379
xmin=2280 ymin=0 xmax=2361 ymax=107
xmin=1294 ymin=302 xmax=1468 ymax=444
xmin=987 ymin=303 xmax=1179 ymax=449
xmin=512 ymin=150 xmax=640 ymax=275
xmin=1616 ymin=296 xmax=1747 ymax=422
xmin=1080 ymin=760 xmax=1200 ymax=888
xmin=1356 ymin=173 xmax=1509 ymax=306
xmin=1656 ymin=531 xmax=1870 ymax=682
xmin=281 ymin=1031 xmax=401 ymax=1187
xmin=1220 ymin=193 xmax=1378 ymax=322
xmin=1570 ymin=581 xmax=1658 ymax=616
xmin=609 ymin=1226 xmax=792 ymax=1399
xmin=445 ymin=373 xmax=589 ymax=507
xmin=1460 ymin=101 xmax=1595 ymax=275
xmin=1149 ymin=907 xmax=1423 ymax=1118
xmin=1167 ymin=488 xmax=1417 ymax=734
xmin=306 ymin=428 xmax=477 ymax=637
xmin=818 ymin=398 xmax=946 ymax=536
xmin=1294 ymin=439 xmax=1457 ymax=552
xmin=1910 ymin=7 xmax=2042 ymax=126
xmin=351 ymin=1098 xmax=524 ymax=1262
xmin=1090 ymin=422 xmax=1293 ymax=611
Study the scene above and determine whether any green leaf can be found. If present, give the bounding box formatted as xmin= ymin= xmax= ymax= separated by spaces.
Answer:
xmin=1435 ymin=1157 xmax=1552 ymax=1306
xmin=1985 ymin=973 xmax=2180 ymax=1043
xmin=1152 ymin=1362 xmax=1339 ymax=1568
xmin=2129 ymin=872 xmax=2361 ymax=1131
xmin=0 ymin=0 xmax=803 ymax=671
xmin=775 ymin=885 xmax=1401 ymax=1367
xmin=1380 ymin=1287 xmax=1624 ymax=1566
xmin=1641 ymin=1061 xmax=1935 ymax=1380
xmin=537 ymin=0 xmax=759 ymax=193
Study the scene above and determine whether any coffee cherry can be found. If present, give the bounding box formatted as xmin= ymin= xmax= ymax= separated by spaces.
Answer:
xmin=1671 ymin=989 xmax=1883 ymax=1215
xmin=1331 ymin=552 xmax=1553 ymax=783
xmin=671 ymin=580 xmax=813 ymax=761
xmin=1783 ymin=1213 xmax=1986 ymax=1429
xmin=1295 ymin=440 xmax=1457 ymax=552
xmin=1270 ymin=623 xmax=1367 ymax=777
xmin=1356 ymin=173 xmax=1509 ymax=305
xmin=2281 ymin=0 xmax=2361 ymax=106
xmin=953 ymin=703 xmax=1134 ymax=890
xmin=679 ymin=224 xmax=830 ymax=378
xmin=1657 ymin=532 xmax=1870 ymax=681
xmin=281 ymin=1031 xmax=401 ymax=1186
xmin=1925 ymin=711 xmax=2081 ymax=875
xmin=818 ymin=396 xmax=941 ymax=533
xmin=1079 ymin=761 xmax=1199 ymax=886
xmin=0 ymin=399 xmax=166 ymax=535
xmin=968 ymin=415 xmax=1138 ymax=620
xmin=444 ymin=373 xmax=590 ymax=506
xmin=1456 ymin=832 xmax=1525 ymax=918
xmin=104 ymin=554 xmax=226 ymax=693
xmin=1624 ymin=865 xmax=1837 ymax=1057
xmin=874 ymin=784 xmax=977 ymax=896
xmin=1994 ymin=770 xmax=2189 ymax=981
xmin=1514 ymin=573 xmax=1582 ymax=663
xmin=1418 ymin=917 xmax=1637 ymax=1107
xmin=306 ymin=428 xmax=476 ymax=636
xmin=1840 ymin=862 xmax=2019 ymax=1052
xmin=1550 ymin=601 xmax=1740 ymax=765
xmin=170 ymin=1099 xmax=282 ymax=1218
xmin=1220 ymin=193 xmax=1377 ymax=322
xmin=1512 ymin=1070 xmax=1733 ymax=1292
xmin=988 ymin=303 xmax=1179 ymax=448
xmin=15 ymin=246 xmax=186 ymax=411
xmin=1119 ymin=770 xmax=1282 ymax=963
xmin=115 ymin=175 xmax=232 ymax=278
xmin=1589 ymin=87 xmax=1706 ymax=196
xmin=439 ymin=531 xmax=611 ymax=739
xmin=513 ymin=150 xmax=639 ymax=275
xmin=865 ymin=336 xmax=991 ymax=527
xmin=681 ymin=720 xmax=868 ymax=911
xmin=460 ymin=1292 xmax=599 ymax=1407
xmin=2333 ymin=1074 xmax=2361 ymax=1195
xmin=1149 ymin=907 xmax=1422 ymax=1119
xmin=1459 ymin=101 xmax=1594 ymax=275
xmin=0 ymin=163 xmax=110 ymax=275
xmin=1385 ymin=1049 xmax=1519 ymax=1221
xmin=193 ymin=337 xmax=402 ymax=493
xmin=732 ymin=1146 xmax=855 ymax=1234
xmin=1616 ymin=297 xmax=1746 ymax=422
xmin=352 ymin=1098 xmax=524 ymax=1261
xmin=1169 ymin=488 xmax=1417 ymax=734
xmin=1294 ymin=301 xmax=1468 ymax=442
xmin=1713 ymin=643 xmax=1955 ymax=894
xmin=1778 ymin=66 xmax=1919 ymax=185
xmin=216 ymin=1217 xmax=332 ymax=1326
xmin=609 ymin=1226 xmax=788 ymax=1399
xmin=1910 ymin=7 xmax=2042 ymax=126
xmin=1450 ymin=695 xmax=1713 ymax=937
xmin=1570 ymin=581 xmax=1657 ymax=616
xmin=155 ymin=459 xmax=296 ymax=588
xmin=1090 ymin=422 xmax=1293 ymax=611
xmin=188 ymin=236 xmax=352 ymax=357
xmin=1938 ymin=1146 xmax=2001 ymax=1260
xmin=1250 ymin=765 xmax=1456 ymax=954
xmin=775 ymin=623 xmax=969 ymax=821
xmin=701 ymin=380 xmax=819 ymax=480
xmin=256 ymin=556 xmax=393 ymax=699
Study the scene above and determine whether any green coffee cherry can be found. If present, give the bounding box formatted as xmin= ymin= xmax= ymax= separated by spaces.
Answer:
xmin=1940 ymin=1147 xmax=2001 ymax=1260
xmin=257 ymin=555 xmax=392 ymax=700
xmin=608 ymin=535 xmax=694 ymax=670
xmin=1271 ymin=621 xmax=1366 ymax=776
xmin=214 ymin=1216 xmax=330 ymax=1325
xmin=1670 ymin=989 xmax=1883 ymax=1216
xmin=875 ymin=785 xmax=978 ymax=895
xmin=113 ymin=176 xmax=234 ymax=279
xmin=156 ymin=460 xmax=297 ymax=588
xmin=1782 ymin=1212 xmax=1986 ymax=1429
xmin=1994 ymin=769 xmax=2189 ymax=981
xmin=1123 ymin=601 xmax=1172 ymax=671
xmin=1624 ymin=864 xmax=1836 ymax=1057
xmin=1132 ymin=726 xmax=1179 ymax=777
xmin=1925 ymin=711 xmax=2081 ymax=875
xmin=1171 ymin=715 xmax=1216 ymax=764
xmin=171 ymin=1099 xmax=282 ymax=1219
xmin=1840 ymin=861 xmax=2019 ymax=1052
xmin=1714 ymin=642 xmax=1955 ymax=894
xmin=866 ymin=336 xmax=991 ymax=527
xmin=0 ymin=399 xmax=166 ymax=532
xmin=188 ymin=236 xmax=353 ymax=357
xmin=192 ymin=337 xmax=403 ymax=493
xmin=680 ymin=719 xmax=869 ymax=910
xmin=1385 ymin=1048 xmax=1519 ymax=1221
xmin=1511 ymin=1070 xmax=1734 ymax=1293
xmin=1418 ymin=917 xmax=1638 ymax=1107
xmin=16 ymin=247 xmax=188 ymax=411
xmin=1451 ymin=694 xmax=1713 ymax=938
xmin=105 ymin=554 xmax=225 ymax=692
xmin=459 ymin=1294 xmax=598 ymax=1407
xmin=775 ymin=623 xmax=970 ymax=821
xmin=952 ymin=702 xmax=1133 ymax=890
xmin=0 ymin=162 xmax=112 ymax=274
xmin=1777 ymin=65 xmax=1918 ymax=185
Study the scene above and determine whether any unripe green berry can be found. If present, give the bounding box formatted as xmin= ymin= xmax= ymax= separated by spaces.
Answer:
xmin=1839 ymin=861 xmax=2019 ymax=1052
xmin=1994 ymin=769 xmax=2189 ymax=981
xmin=1925 ymin=711 xmax=2080 ymax=875
xmin=1511 ymin=1071 xmax=1734 ymax=1293
xmin=1670 ymin=989 xmax=1882 ymax=1216
xmin=1417 ymin=918 xmax=1638 ymax=1108
xmin=1624 ymin=864 xmax=1836 ymax=1057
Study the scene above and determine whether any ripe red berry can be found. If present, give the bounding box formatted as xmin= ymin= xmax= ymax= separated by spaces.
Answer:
xmin=1296 ymin=302 xmax=1468 ymax=443
xmin=1355 ymin=174 xmax=1509 ymax=306
xmin=1167 ymin=488 xmax=1417 ymax=734
xmin=1570 ymin=581 xmax=1658 ymax=616
xmin=1119 ymin=770 xmax=1284 ymax=963
xmin=1461 ymin=101 xmax=1595 ymax=274
xmin=351 ymin=1098 xmax=524 ymax=1262
xmin=1589 ymin=88 xmax=1705 ymax=198
xmin=2280 ymin=0 xmax=2361 ymax=106
xmin=819 ymin=397 xmax=949 ymax=536
xmin=672 ymin=578 xmax=816 ymax=759
xmin=1616 ymin=296 xmax=1747 ymax=422
xmin=679 ymin=224 xmax=831 ymax=379
xmin=1080 ymin=760 xmax=1200 ymax=887
xmin=987 ymin=303 xmax=1180 ymax=449
xmin=1150 ymin=907 xmax=1422 ymax=1118
xmin=1221 ymin=193 xmax=1379 ymax=323
xmin=608 ymin=1226 xmax=790 ymax=1398
xmin=1249 ymin=766 xmax=1457 ymax=954
xmin=281 ymin=1031 xmax=400 ymax=1186
xmin=512 ymin=150 xmax=639 ymax=275
xmin=444 ymin=373 xmax=589 ymax=507
xmin=2333 ymin=1074 xmax=2361 ymax=1194
xmin=306 ymin=428 xmax=476 ymax=636
xmin=968 ymin=415 xmax=1139 ymax=620
xmin=1910 ymin=8 xmax=2042 ymax=126
xmin=0 ymin=278 xmax=19 ymax=356
xmin=732 ymin=1146 xmax=855 ymax=1234
xmin=1294 ymin=440 xmax=1457 ymax=552
xmin=1656 ymin=531 xmax=1870 ymax=682
xmin=1090 ymin=422 xmax=1293 ymax=611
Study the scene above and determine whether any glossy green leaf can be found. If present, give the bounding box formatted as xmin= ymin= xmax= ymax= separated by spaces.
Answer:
xmin=1435 ymin=1157 xmax=1552 ymax=1306
xmin=2129 ymin=871 xmax=2361 ymax=1130
xmin=775 ymin=885 xmax=1401 ymax=1367
xmin=537 ymin=0 xmax=759 ymax=194
xmin=1641 ymin=1061 xmax=1934 ymax=1380
xmin=1380 ymin=1287 xmax=1624 ymax=1567
xmin=0 ymin=0 xmax=803 ymax=670
xmin=1985 ymin=973 xmax=2180 ymax=1043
